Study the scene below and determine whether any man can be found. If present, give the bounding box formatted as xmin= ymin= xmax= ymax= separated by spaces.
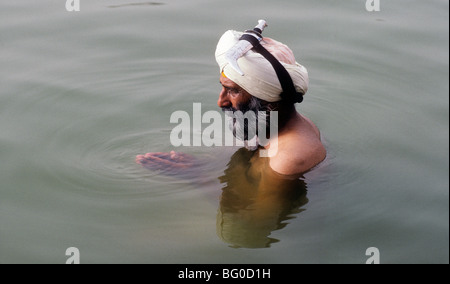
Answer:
xmin=137 ymin=24 xmax=326 ymax=177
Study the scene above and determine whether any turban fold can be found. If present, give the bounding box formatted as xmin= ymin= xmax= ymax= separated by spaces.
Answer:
xmin=215 ymin=30 xmax=309 ymax=103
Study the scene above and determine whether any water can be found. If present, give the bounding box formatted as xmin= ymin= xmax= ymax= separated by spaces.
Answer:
xmin=0 ymin=0 xmax=448 ymax=264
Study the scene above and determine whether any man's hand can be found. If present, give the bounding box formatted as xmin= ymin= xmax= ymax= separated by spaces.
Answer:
xmin=136 ymin=151 xmax=196 ymax=173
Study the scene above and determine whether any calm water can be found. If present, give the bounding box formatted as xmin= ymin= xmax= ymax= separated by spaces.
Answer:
xmin=0 ymin=0 xmax=448 ymax=264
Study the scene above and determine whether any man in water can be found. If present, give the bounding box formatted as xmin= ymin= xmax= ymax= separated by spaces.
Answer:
xmin=137 ymin=25 xmax=326 ymax=176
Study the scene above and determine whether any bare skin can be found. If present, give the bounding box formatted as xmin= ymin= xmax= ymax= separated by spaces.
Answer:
xmin=217 ymin=76 xmax=326 ymax=176
xmin=136 ymin=151 xmax=196 ymax=172
xmin=267 ymin=112 xmax=326 ymax=176
xmin=136 ymin=76 xmax=326 ymax=177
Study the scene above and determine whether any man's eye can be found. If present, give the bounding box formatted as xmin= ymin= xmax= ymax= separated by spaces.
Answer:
xmin=228 ymin=88 xmax=240 ymax=95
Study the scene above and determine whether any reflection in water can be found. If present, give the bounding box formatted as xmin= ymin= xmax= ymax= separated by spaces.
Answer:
xmin=217 ymin=148 xmax=309 ymax=249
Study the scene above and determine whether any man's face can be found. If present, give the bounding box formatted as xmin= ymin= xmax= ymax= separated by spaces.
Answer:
xmin=218 ymin=75 xmax=273 ymax=143
xmin=218 ymin=75 xmax=253 ymax=111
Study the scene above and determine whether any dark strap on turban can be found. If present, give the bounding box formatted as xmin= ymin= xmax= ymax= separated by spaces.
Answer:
xmin=240 ymin=34 xmax=304 ymax=104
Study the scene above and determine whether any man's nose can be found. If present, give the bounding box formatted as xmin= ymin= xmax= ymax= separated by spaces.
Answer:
xmin=218 ymin=88 xmax=231 ymax=108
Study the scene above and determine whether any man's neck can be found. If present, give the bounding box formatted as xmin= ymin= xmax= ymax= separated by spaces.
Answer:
xmin=277 ymin=104 xmax=298 ymax=133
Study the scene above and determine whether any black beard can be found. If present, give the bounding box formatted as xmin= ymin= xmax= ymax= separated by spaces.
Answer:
xmin=222 ymin=97 xmax=272 ymax=142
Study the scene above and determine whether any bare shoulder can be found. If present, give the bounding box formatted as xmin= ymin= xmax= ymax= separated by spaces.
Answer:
xmin=268 ymin=115 xmax=326 ymax=176
xmin=269 ymin=135 xmax=326 ymax=176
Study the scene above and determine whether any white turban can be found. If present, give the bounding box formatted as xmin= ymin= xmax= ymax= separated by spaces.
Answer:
xmin=215 ymin=30 xmax=309 ymax=103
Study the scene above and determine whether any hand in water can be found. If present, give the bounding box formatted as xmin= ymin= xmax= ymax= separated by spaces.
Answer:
xmin=136 ymin=151 xmax=196 ymax=172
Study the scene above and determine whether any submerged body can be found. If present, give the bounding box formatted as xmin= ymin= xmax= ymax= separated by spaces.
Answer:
xmin=136 ymin=24 xmax=326 ymax=248
xmin=217 ymin=148 xmax=309 ymax=248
